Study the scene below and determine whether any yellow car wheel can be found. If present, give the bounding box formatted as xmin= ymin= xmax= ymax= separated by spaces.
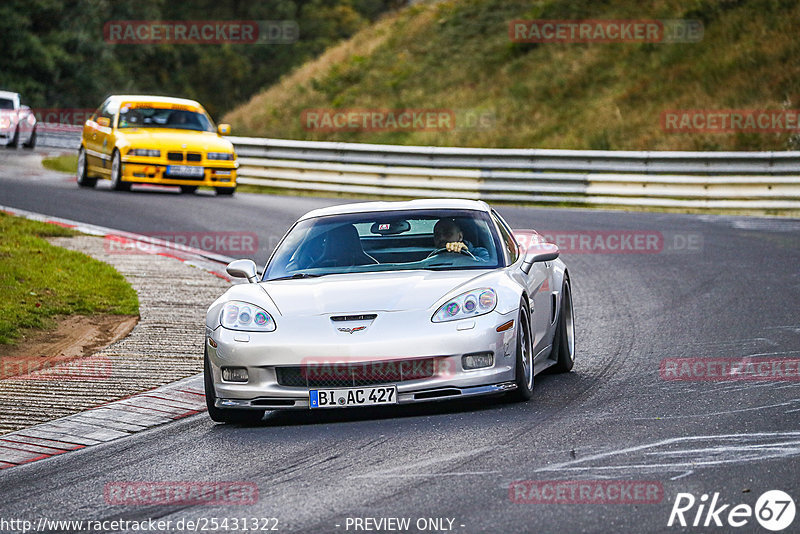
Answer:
xmin=76 ymin=148 xmax=96 ymax=188
xmin=110 ymin=150 xmax=131 ymax=192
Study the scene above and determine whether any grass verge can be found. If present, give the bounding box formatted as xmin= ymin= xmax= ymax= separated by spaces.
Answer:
xmin=0 ymin=213 xmax=139 ymax=344
xmin=42 ymin=154 xmax=78 ymax=174
xmin=224 ymin=0 xmax=800 ymax=151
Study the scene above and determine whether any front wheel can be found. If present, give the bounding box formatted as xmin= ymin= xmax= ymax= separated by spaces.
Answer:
xmin=8 ymin=128 xmax=19 ymax=148
xmin=215 ymin=186 xmax=235 ymax=196
xmin=204 ymin=348 xmax=264 ymax=424
xmin=109 ymin=150 xmax=130 ymax=191
xmin=508 ymin=299 xmax=534 ymax=402
xmin=180 ymin=185 xmax=198 ymax=194
xmin=76 ymin=148 xmax=97 ymax=188
xmin=23 ymin=127 xmax=36 ymax=149
xmin=549 ymin=278 xmax=575 ymax=373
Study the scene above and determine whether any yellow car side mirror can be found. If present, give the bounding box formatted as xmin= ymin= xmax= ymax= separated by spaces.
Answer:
xmin=217 ymin=123 xmax=231 ymax=135
xmin=97 ymin=117 xmax=111 ymax=128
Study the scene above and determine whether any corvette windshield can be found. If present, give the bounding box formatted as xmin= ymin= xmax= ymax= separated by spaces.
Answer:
xmin=264 ymin=209 xmax=504 ymax=281
xmin=117 ymin=106 xmax=214 ymax=131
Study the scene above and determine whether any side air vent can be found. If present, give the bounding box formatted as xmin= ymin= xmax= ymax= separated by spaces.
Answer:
xmin=414 ymin=388 xmax=461 ymax=400
xmin=251 ymin=398 xmax=296 ymax=407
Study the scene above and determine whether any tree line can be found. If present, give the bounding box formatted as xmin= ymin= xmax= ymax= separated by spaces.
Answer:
xmin=0 ymin=0 xmax=403 ymax=120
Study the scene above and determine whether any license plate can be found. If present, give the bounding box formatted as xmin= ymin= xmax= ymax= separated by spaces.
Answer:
xmin=166 ymin=165 xmax=204 ymax=177
xmin=309 ymin=386 xmax=397 ymax=409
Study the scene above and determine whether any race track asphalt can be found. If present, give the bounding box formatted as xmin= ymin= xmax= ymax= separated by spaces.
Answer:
xmin=1 ymin=148 xmax=799 ymax=533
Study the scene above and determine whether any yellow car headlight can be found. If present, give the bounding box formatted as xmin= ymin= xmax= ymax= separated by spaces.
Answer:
xmin=129 ymin=148 xmax=160 ymax=157
xmin=207 ymin=152 xmax=234 ymax=160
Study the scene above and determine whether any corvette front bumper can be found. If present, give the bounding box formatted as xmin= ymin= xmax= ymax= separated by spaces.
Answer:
xmin=207 ymin=309 xmax=520 ymax=410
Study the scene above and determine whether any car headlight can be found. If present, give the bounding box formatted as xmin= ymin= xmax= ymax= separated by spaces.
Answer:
xmin=220 ymin=301 xmax=276 ymax=332
xmin=432 ymin=288 xmax=497 ymax=323
xmin=207 ymin=152 xmax=234 ymax=160
xmin=128 ymin=148 xmax=160 ymax=157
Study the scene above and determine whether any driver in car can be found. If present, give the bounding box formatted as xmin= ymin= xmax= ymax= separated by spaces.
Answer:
xmin=433 ymin=218 xmax=490 ymax=261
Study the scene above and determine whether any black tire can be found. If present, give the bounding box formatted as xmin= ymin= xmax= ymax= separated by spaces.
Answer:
xmin=180 ymin=185 xmax=198 ymax=194
xmin=215 ymin=186 xmax=235 ymax=196
xmin=23 ymin=127 xmax=36 ymax=149
xmin=204 ymin=347 xmax=264 ymax=424
xmin=110 ymin=150 xmax=131 ymax=191
xmin=76 ymin=147 xmax=97 ymax=188
xmin=8 ymin=128 xmax=18 ymax=148
xmin=508 ymin=299 xmax=534 ymax=402
xmin=549 ymin=277 xmax=575 ymax=373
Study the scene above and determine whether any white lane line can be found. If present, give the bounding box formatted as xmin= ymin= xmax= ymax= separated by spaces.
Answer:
xmin=535 ymin=431 xmax=800 ymax=474
xmin=350 ymin=471 xmax=501 ymax=479
xmin=631 ymin=400 xmax=799 ymax=420
xmin=670 ymin=470 xmax=694 ymax=481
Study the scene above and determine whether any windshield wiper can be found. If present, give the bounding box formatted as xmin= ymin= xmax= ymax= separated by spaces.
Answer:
xmin=266 ymin=273 xmax=323 ymax=281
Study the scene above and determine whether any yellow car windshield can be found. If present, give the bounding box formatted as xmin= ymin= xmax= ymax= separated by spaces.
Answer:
xmin=118 ymin=106 xmax=214 ymax=132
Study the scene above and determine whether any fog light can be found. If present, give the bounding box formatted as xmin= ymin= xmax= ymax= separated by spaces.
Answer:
xmin=222 ymin=367 xmax=248 ymax=382
xmin=462 ymin=352 xmax=494 ymax=370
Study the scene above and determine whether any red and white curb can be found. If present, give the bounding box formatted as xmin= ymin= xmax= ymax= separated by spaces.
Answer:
xmin=0 ymin=375 xmax=205 ymax=470
xmin=0 ymin=206 xmax=240 ymax=470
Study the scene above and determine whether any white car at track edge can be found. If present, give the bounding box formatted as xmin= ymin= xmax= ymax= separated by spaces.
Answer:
xmin=204 ymin=199 xmax=575 ymax=423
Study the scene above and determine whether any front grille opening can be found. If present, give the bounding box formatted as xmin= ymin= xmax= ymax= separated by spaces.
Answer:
xmin=251 ymin=398 xmax=296 ymax=407
xmin=186 ymin=152 xmax=202 ymax=162
xmin=414 ymin=388 xmax=461 ymax=400
xmin=276 ymin=358 xmax=437 ymax=388
xmin=330 ymin=314 xmax=378 ymax=322
xmin=167 ymin=152 xmax=183 ymax=161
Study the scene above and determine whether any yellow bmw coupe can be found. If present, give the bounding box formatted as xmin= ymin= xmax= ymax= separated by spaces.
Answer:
xmin=77 ymin=95 xmax=238 ymax=195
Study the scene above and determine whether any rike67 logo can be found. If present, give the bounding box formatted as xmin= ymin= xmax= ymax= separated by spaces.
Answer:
xmin=668 ymin=490 xmax=795 ymax=531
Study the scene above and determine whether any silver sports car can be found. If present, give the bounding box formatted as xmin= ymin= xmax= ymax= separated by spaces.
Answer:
xmin=204 ymin=199 xmax=574 ymax=423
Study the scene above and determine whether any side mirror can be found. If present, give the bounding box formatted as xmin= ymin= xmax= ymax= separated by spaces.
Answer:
xmin=217 ymin=123 xmax=231 ymax=135
xmin=520 ymin=243 xmax=559 ymax=274
xmin=96 ymin=117 xmax=111 ymax=128
xmin=226 ymin=259 xmax=258 ymax=283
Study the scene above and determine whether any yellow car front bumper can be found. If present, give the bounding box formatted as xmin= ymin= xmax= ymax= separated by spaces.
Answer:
xmin=119 ymin=158 xmax=237 ymax=187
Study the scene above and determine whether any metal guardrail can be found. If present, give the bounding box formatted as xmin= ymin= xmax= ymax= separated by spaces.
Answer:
xmin=230 ymin=137 xmax=800 ymax=209
xmin=37 ymin=123 xmax=82 ymax=149
xmin=35 ymin=127 xmax=800 ymax=209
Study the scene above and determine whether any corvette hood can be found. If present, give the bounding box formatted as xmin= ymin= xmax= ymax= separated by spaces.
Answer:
xmin=260 ymin=270 xmax=495 ymax=316
xmin=117 ymin=129 xmax=233 ymax=152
